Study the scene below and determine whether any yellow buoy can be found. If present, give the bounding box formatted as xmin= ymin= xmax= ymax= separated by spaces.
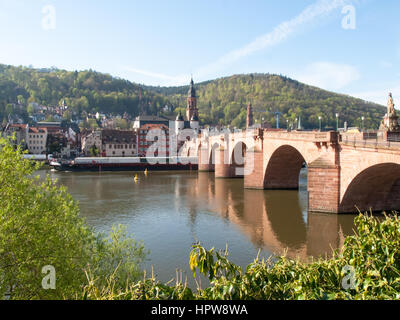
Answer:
xmin=134 ymin=174 xmax=138 ymax=182
xmin=144 ymin=168 xmax=148 ymax=176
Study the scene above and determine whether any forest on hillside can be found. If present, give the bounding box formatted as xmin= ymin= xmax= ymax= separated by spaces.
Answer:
xmin=0 ymin=64 xmax=386 ymax=129
xmin=0 ymin=64 xmax=169 ymax=120
xmin=147 ymin=74 xmax=386 ymax=130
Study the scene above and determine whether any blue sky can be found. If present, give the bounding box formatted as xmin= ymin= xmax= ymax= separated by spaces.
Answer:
xmin=0 ymin=0 xmax=399 ymax=105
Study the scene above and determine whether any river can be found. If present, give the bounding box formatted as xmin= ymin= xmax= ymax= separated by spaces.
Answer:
xmin=41 ymin=168 xmax=357 ymax=288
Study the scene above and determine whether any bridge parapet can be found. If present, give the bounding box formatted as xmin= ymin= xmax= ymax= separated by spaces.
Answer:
xmin=263 ymin=130 xmax=339 ymax=144
xmin=340 ymin=135 xmax=400 ymax=150
xmin=313 ymin=131 xmax=339 ymax=143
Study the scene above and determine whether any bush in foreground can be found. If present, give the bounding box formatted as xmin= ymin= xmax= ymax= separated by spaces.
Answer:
xmin=0 ymin=137 xmax=147 ymax=299
xmin=190 ymin=213 xmax=400 ymax=300
xmin=82 ymin=212 xmax=400 ymax=300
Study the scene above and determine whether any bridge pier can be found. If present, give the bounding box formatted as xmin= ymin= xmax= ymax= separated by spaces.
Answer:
xmin=215 ymin=148 xmax=233 ymax=178
xmin=308 ymin=164 xmax=340 ymax=213
xmin=198 ymin=147 xmax=214 ymax=172
xmin=199 ymin=163 xmax=214 ymax=172
xmin=244 ymin=151 xmax=264 ymax=189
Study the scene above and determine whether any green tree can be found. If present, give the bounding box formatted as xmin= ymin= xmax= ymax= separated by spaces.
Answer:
xmin=115 ymin=118 xmax=129 ymax=129
xmin=5 ymin=104 xmax=13 ymax=115
xmin=45 ymin=115 xmax=56 ymax=122
xmin=89 ymin=144 xmax=100 ymax=157
xmin=17 ymin=95 xmax=26 ymax=105
xmin=63 ymin=110 xmax=72 ymax=121
xmin=0 ymin=137 xmax=147 ymax=299
xmin=27 ymin=104 xmax=34 ymax=116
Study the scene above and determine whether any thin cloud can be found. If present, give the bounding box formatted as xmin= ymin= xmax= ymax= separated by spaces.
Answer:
xmin=379 ymin=61 xmax=393 ymax=68
xmin=352 ymin=85 xmax=400 ymax=106
xmin=122 ymin=66 xmax=189 ymax=86
xmin=295 ymin=62 xmax=360 ymax=91
xmin=123 ymin=67 xmax=179 ymax=81
xmin=124 ymin=0 xmax=353 ymax=85
xmin=196 ymin=0 xmax=352 ymax=78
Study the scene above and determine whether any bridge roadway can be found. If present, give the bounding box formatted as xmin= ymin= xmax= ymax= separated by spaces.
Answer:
xmin=183 ymin=128 xmax=400 ymax=214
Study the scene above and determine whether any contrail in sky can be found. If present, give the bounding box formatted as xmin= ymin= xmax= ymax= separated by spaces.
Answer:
xmin=124 ymin=0 xmax=354 ymax=85
xmin=123 ymin=67 xmax=179 ymax=81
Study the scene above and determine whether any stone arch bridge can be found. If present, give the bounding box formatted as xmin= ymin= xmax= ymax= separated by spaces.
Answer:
xmin=184 ymin=129 xmax=400 ymax=214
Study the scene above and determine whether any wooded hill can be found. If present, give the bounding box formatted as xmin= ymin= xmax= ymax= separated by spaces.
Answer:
xmin=0 ymin=64 xmax=385 ymax=129
xmin=146 ymin=73 xmax=385 ymax=129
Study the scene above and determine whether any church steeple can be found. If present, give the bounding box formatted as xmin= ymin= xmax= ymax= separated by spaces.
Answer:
xmin=186 ymin=77 xmax=198 ymax=122
xmin=188 ymin=77 xmax=196 ymax=98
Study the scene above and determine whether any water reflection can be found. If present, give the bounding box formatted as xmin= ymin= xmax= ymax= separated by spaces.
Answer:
xmin=193 ymin=170 xmax=356 ymax=260
xmin=43 ymin=169 xmax=357 ymax=286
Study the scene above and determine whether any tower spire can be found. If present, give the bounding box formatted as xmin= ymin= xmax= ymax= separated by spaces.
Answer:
xmin=186 ymin=76 xmax=198 ymax=121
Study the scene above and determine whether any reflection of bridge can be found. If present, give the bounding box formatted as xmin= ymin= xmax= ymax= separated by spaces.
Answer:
xmin=186 ymin=129 xmax=400 ymax=214
xmin=192 ymin=172 xmax=355 ymax=260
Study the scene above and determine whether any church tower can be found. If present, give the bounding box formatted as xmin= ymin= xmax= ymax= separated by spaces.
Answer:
xmin=186 ymin=77 xmax=198 ymax=122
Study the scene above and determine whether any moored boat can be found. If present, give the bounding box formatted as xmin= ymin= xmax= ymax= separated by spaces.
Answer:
xmin=50 ymin=156 xmax=198 ymax=172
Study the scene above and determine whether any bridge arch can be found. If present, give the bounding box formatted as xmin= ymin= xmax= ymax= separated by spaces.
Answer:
xmin=340 ymin=163 xmax=400 ymax=213
xmin=264 ymin=145 xmax=306 ymax=189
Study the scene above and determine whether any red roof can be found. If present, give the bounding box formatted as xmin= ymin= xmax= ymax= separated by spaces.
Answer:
xmin=38 ymin=126 xmax=61 ymax=133
xmin=29 ymin=127 xmax=47 ymax=133
xmin=140 ymin=123 xmax=169 ymax=131
xmin=102 ymin=129 xmax=136 ymax=144
xmin=10 ymin=124 xmax=27 ymax=129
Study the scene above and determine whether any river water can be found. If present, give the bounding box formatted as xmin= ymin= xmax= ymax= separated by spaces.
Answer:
xmin=42 ymin=169 xmax=357 ymax=288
